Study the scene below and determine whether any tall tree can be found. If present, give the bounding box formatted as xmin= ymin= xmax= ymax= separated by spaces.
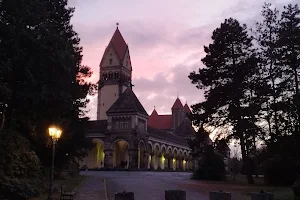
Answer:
xmin=277 ymin=3 xmax=300 ymax=161
xmin=189 ymin=18 xmax=259 ymax=184
xmin=253 ymin=3 xmax=282 ymax=142
xmin=0 ymin=0 xmax=96 ymax=168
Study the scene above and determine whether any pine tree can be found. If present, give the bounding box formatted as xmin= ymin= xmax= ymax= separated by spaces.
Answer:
xmin=277 ymin=3 xmax=300 ymax=161
xmin=189 ymin=18 xmax=259 ymax=184
xmin=253 ymin=3 xmax=283 ymax=142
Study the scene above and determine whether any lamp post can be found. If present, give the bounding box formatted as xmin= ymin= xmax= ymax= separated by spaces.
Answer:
xmin=47 ymin=126 xmax=62 ymax=200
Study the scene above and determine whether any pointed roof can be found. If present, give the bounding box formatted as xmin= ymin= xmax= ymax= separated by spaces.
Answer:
xmin=174 ymin=117 xmax=195 ymax=137
xmin=109 ymin=27 xmax=128 ymax=61
xmin=172 ymin=98 xmax=183 ymax=109
xmin=150 ymin=107 xmax=158 ymax=116
xmin=106 ymin=88 xmax=148 ymax=116
xmin=184 ymin=103 xmax=191 ymax=113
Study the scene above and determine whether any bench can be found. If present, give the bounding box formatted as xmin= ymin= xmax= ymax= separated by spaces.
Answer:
xmin=60 ymin=185 xmax=75 ymax=200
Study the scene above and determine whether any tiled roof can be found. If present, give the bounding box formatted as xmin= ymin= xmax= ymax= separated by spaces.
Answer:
xmin=174 ymin=117 xmax=195 ymax=137
xmin=148 ymin=109 xmax=172 ymax=129
xmin=110 ymin=27 xmax=128 ymax=61
xmin=172 ymin=98 xmax=183 ymax=109
xmin=147 ymin=126 xmax=188 ymax=146
xmin=87 ymin=120 xmax=107 ymax=132
xmin=183 ymin=103 xmax=191 ymax=113
xmin=107 ymin=87 xmax=148 ymax=116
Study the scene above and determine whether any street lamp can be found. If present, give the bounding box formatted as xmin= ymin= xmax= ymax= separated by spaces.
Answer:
xmin=47 ymin=126 xmax=62 ymax=200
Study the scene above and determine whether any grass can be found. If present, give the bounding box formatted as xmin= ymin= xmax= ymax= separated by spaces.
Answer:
xmin=181 ymin=174 xmax=294 ymax=200
xmin=31 ymin=175 xmax=86 ymax=200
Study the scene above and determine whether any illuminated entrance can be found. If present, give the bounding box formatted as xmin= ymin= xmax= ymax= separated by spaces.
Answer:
xmin=113 ymin=140 xmax=129 ymax=168
xmin=86 ymin=139 xmax=104 ymax=168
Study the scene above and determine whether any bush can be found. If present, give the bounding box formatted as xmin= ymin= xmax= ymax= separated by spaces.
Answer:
xmin=0 ymin=131 xmax=43 ymax=199
xmin=293 ymin=175 xmax=300 ymax=198
xmin=192 ymin=146 xmax=226 ymax=181
xmin=264 ymin=154 xmax=297 ymax=186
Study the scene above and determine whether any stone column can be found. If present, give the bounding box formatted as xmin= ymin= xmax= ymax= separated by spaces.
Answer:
xmin=143 ymin=152 xmax=148 ymax=170
xmin=104 ymin=149 xmax=113 ymax=168
xmin=167 ymin=157 xmax=171 ymax=169
xmin=129 ymin=150 xmax=139 ymax=169
xmin=250 ymin=192 xmax=274 ymax=200
xmin=164 ymin=156 xmax=168 ymax=169
xmin=115 ymin=192 xmax=134 ymax=200
xmin=209 ymin=191 xmax=231 ymax=200
xmin=158 ymin=154 xmax=162 ymax=169
xmin=165 ymin=190 xmax=186 ymax=200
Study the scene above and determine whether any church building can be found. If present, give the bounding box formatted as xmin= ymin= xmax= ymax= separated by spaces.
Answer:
xmin=83 ymin=27 xmax=195 ymax=171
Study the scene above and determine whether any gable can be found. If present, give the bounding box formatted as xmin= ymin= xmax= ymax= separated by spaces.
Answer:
xmin=107 ymin=88 xmax=148 ymax=116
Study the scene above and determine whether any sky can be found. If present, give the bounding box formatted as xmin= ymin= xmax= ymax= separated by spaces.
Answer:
xmin=68 ymin=0 xmax=296 ymax=120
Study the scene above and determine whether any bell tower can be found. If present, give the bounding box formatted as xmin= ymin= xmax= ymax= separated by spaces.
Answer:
xmin=97 ymin=26 xmax=132 ymax=120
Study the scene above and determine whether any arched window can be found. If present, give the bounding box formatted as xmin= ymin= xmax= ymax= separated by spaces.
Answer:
xmin=103 ymin=73 xmax=108 ymax=80
xmin=114 ymin=72 xmax=118 ymax=79
xmin=108 ymin=72 xmax=113 ymax=80
xmin=109 ymin=58 xmax=112 ymax=65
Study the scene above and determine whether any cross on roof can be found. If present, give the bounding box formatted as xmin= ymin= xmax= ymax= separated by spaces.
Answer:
xmin=116 ymin=22 xmax=119 ymax=27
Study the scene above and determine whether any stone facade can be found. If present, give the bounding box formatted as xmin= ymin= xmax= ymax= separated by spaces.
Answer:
xmin=82 ymin=27 xmax=195 ymax=171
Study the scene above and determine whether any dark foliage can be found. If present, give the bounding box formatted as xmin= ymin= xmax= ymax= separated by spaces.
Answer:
xmin=264 ymin=154 xmax=297 ymax=186
xmin=0 ymin=0 xmax=96 ymax=167
xmin=189 ymin=17 xmax=258 ymax=184
xmin=293 ymin=175 xmax=300 ymax=198
xmin=189 ymin=2 xmax=300 ymax=185
xmin=0 ymin=130 xmax=43 ymax=199
xmin=0 ymin=0 xmax=96 ymax=198
xmin=192 ymin=146 xmax=226 ymax=181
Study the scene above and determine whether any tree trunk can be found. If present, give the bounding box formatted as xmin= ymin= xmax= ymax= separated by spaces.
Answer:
xmin=0 ymin=112 xmax=5 ymax=133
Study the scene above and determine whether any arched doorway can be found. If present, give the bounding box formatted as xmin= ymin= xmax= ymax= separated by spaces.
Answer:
xmin=138 ymin=141 xmax=146 ymax=169
xmin=86 ymin=139 xmax=104 ymax=169
xmin=113 ymin=140 xmax=129 ymax=168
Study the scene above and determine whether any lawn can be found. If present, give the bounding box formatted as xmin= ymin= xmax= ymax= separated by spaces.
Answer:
xmin=31 ymin=175 xmax=86 ymax=200
xmin=180 ymin=174 xmax=294 ymax=200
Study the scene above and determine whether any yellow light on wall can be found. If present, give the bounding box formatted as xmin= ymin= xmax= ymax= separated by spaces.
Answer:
xmin=173 ymin=158 xmax=176 ymax=162
xmin=183 ymin=160 xmax=187 ymax=164
xmin=162 ymin=155 xmax=165 ymax=162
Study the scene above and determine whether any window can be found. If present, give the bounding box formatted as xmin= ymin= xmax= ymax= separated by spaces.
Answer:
xmin=120 ymin=122 xmax=123 ymax=129
xmin=124 ymin=122 xmax=128 ymax=128
xmin=109 ymin=58 xmax=112 ymax=65
xmin=102 ymin=103 xmax=104 ymax=106
xmin=108 ymin=72 xmax=113 ymax=79
xmin=115 ymin=122 xmax=119 ymax=129
xmin=103 ymin=73 xmax=108 ymax=80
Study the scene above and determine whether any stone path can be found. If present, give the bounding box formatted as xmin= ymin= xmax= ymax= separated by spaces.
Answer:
xmin=81 ymin=171 xmax=207 ymax=200
xmin=74 ymin=176 xmax=106 ymax=200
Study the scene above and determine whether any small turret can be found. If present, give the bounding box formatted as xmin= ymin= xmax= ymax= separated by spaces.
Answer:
xmin=171 ymin=98 xmax=184 ymax=130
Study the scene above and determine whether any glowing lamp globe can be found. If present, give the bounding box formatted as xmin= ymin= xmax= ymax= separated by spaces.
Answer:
xmin=48 ymin=126 xmax=62 ymax=141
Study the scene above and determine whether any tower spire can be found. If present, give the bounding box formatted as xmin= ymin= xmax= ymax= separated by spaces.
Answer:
xmin=116 ymin=22 xmax=119 ymax=28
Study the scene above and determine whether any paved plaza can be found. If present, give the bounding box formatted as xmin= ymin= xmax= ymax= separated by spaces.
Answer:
xmin=78 ymin=171 xmax=207 ymax=200
xmin=76 ymin=171 xmax=273 ymax=200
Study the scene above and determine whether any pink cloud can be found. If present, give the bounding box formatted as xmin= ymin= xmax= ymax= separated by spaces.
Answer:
xmin=73 ymin=0 xmax=296 ymax=120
